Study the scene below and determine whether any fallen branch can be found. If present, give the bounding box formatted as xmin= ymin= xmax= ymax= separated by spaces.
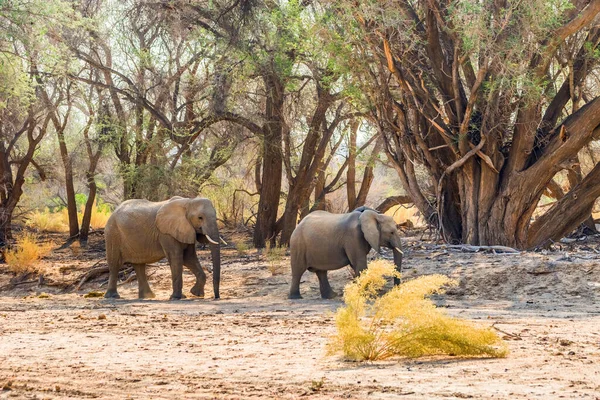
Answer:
xmin=427 ymin=244 xmax=520 ymax=254
xmin=74 ymin=260 xmax=107 ymax=291
xmin=491 ymin=323 xmax=523 ymax=340
xmin=0 ymin=279 xmax=38 ymax=291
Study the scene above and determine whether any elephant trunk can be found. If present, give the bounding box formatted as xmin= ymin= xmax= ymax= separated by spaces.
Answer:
xmin=204 ymin=223 xmax=221 ymax=299
xmin=392 ymin=246 xmax=403 ymax=286
xmin=211 ymin=243 xmax=221 ymax=299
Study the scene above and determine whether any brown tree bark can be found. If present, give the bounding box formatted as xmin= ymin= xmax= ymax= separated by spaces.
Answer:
xmin=253 ymin=72 xmax=284 ymax=248
xmin=53 ymin=105 xmax=79 ymax=238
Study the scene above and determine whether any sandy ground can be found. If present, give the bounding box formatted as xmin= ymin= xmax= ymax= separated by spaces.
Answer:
xmin=0 ymin=233 xmax=600 ymax=399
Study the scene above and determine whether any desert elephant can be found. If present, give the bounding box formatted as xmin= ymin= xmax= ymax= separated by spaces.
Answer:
xmin=104 ymin=196 xmax=224 ymax=300
xmin=289 ymin=208 xmax=403 ymax=299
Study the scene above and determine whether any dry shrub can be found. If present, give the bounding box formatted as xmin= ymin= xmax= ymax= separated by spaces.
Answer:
xmin=4 ymin=233 xmax=53 ymax=274
xmin=25 ymin=208 xmax=69 ymax=232
xmin=328 ymin=260 xmax=508 ymax=361
xmin=235 ymin=240 xmax=251 ymax=256
xmin=265 ymin=241 xmax=286 ymax=275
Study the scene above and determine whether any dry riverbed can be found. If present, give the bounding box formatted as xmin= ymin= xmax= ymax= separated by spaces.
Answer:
xmin=1 ymin=234 xmax=599 ymax=399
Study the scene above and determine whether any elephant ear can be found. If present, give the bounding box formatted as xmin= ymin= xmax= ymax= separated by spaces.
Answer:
xmin=156 ymin=198 xmax=196 ymax=244
xmin=359 ymin=210 xmax=380 ymax=253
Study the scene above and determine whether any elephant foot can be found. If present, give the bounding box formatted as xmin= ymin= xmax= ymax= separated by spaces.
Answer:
xmin=169 ymin=293 xmax=187 ymax=301
xmin=190 ymin=285 xmax=205 ymax=298
xmin=138 ymin=291 xmax=156 ymax=299
xmin=104 ymin=289 xmax=121 ymax=299
xmin=288 ymin=292 xmax=303 ymax=300
xmin=320 ymin=290 xmax=338 ymax=300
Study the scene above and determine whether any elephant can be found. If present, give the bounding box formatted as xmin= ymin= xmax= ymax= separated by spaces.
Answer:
xmin=104 ymin=196 xmax=224 ymax=300
xmin=289 ymin=208 xmax=403 ymax=299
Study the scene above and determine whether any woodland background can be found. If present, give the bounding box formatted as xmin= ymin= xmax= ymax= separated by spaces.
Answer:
xmin=2 ymin=0 xmax=600 ymax=251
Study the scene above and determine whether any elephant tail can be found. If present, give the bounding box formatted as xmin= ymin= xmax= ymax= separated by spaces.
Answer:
xmin=105 ymin=226 xmax=123 ymax=270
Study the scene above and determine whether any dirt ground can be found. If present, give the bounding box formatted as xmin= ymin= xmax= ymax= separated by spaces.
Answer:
xmin=1 ymin=232 xmax=599 ymax=399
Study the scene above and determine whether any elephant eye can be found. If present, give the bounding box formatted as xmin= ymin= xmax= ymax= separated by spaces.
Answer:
xmin=198 ymin=216 xmax=203 ymax=220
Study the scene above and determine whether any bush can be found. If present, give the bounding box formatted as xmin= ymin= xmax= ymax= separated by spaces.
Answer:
xmin=328 ymin=260 xmax=508 ymax=361
xmin=25 ymin=208 xmax=69 ymax=232
xmin=4 ymin=233 xmax=53 ymax=274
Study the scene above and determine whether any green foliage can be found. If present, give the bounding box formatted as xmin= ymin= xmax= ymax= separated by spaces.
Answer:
xmin=328 ymin=260 xmax=508 ymax=361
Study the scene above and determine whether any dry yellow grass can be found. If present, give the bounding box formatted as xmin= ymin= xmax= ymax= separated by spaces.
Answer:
xmin=4 ymin=233 xmax=53 ymax=274
xmin=25 ymin=202 xmax=111 ymax=232
xmin=25 ymin=208 xmax=69 ymax=233
xmin=328 ymin=260 xmax=508 ymax=361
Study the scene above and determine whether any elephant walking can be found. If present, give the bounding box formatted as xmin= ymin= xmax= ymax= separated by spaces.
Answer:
xmin=104 ymin=196 xmax=223 ymax=300
xmin=289 ymin=208 xmax=403 ymax=299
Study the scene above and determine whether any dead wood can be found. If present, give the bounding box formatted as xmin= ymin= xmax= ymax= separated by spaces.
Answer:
xmin=428 ymin=244 xmax=520 ymax=254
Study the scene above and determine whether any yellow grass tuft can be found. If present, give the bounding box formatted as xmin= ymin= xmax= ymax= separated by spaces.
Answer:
xmin=26 ymin=208 xmax=69 ymax=232
xmin=235 ymin=240 xmax=251 ymax=256
xmin=4 ymin=233 xmax=53 ymax=274
xmin=264 ymin=241 xmax=286 ymax=275
xmin=328 ymin=260 xmax=508 ymax=361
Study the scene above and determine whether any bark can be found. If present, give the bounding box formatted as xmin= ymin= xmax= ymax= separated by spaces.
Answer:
xmin=54 ymin=111 xmax=79 ymax=238
xmin=253 ymin=72 xmax=284 ymax=248
xmin=346 ymin=120 xmax=359 ymax=210
xmin=375 ymin=195 xmax=413 ymax=214
xmin=527 ymin=161 xmax=600 ymax=248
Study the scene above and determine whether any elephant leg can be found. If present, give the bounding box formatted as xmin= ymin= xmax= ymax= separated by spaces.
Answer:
xmin=165 ymin=250 xmax=186 ymax=300
xmin=289 ymin=253 xmax=307 ymax=300
xmin=133 ymin=264 xmax=155 ymax=299
xmin=183 ymin=245 xmax=206 ymax=298
xmin=104 ymin=257 xmax=121 ymax=299
xmin=315 ymin=270 xmax=337 ymax=299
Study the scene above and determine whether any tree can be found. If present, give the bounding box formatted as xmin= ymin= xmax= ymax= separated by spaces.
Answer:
xmin=0 ymin=0 xmax=76 ymax=244
xmin=338 ymin=0 xmax=600 ymax=248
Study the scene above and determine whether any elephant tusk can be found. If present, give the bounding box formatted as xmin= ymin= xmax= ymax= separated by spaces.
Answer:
xmin=394 ymin=247 xmax=404 ymax=255
xmin=205 ymin=235 xmax=219 ymax=245
xmin=220 ymin=237 xmax=228 ymax=245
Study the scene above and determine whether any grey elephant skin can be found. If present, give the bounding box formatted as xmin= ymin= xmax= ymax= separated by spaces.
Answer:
xmin=289 ymin=209 xmax=403 ymax=299
xmin=104 ymin=196 xmax=222 ymax=300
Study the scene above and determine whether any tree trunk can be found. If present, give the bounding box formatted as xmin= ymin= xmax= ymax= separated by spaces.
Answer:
xmin=375 ymin=195 xmax=413 ymax=214
xmin=253 ymin=72 xmax=284 ymax=248
xmin=346 ymin=120 xmax=359 ymax=210
xmin=56 ymin=126 xmax=79 ymax=238
xmin=79 ymin=172 xmax=97 ymax=244
xmin=311 ymin=169 xmax=329 ymax=212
